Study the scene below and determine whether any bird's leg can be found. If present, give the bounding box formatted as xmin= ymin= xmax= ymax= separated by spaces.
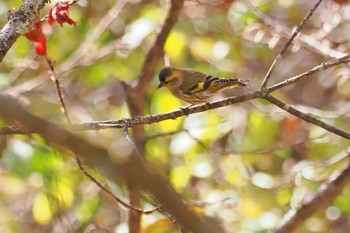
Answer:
xmin=204 ymin=101 xmax=211 ymax=110
xmin=180 ymin=104 xmax=193 ymax=116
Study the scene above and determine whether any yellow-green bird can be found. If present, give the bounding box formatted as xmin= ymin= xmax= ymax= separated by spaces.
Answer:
xmin=158 ymin=66 xmax=249 ymax=104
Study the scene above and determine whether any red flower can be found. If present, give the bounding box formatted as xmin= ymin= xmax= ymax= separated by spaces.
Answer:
xmin=48 ymin=1 xmax=76 ymax=26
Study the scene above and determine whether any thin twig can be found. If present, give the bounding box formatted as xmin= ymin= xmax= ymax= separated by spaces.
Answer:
xmin=75 ymin=156 xmax=159 ymax=214
xmin=268 ymin=54 xmax=350 ymax=92
xmin=1 ymin=89 xmax=349 ymax=142
xmin=249 ymin=2 xmax=345 ymax=58
xmin=264 ymin=94 xmax=350 ymax=139
xmin=45 ymin=56 xmax=71 ymax=124
xmin=260 ymin=0 xmax=324 ymax=89
xmin=252 ymin=99 xmax=350 ymax=119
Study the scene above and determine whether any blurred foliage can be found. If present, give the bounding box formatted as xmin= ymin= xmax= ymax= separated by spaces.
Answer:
xmin=1 ymin=0 xmax=350 ymax=232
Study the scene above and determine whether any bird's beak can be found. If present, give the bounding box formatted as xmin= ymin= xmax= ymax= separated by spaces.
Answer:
xmin=157 ymin=82 xmax=164 ymax=89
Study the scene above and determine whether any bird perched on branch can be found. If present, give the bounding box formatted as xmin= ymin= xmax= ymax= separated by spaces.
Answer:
xmin=158 ymin=66 xmax=249 ymax=104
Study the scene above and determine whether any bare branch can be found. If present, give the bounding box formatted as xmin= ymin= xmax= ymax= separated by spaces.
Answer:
xmin=75 ymin=155 xmax=159 ymax=214
xmin=249 ymin=3 xmax=346 ymax=58
xmin=268 ymin=54 xmax=350 ymax=91
xmin=45 ymin=56 xmax=72 ymax=124
xmin=260 ymin=0 xmax=324 ymax=89
xmin=264 ymin=94 xmax=350 ymax=139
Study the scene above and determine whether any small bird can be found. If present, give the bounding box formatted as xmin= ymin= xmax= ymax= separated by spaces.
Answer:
xmin=158 ymin=66 xmax=249 ymax=104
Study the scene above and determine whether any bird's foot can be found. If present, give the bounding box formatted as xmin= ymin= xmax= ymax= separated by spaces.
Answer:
xmin=180 ymin=105 xmax=193 ymax=116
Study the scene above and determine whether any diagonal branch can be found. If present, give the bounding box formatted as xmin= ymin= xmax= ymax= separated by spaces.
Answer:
xmin=249 ymin=3 xmax=346 ymax=58
xmin=268 ymin=54 xmax=350 ymax=92
xmin=264 ymin=94 xmax=350 ymax=139
xmin=75 ymin=155 xmax=159 ymax=214
xmin=45 ymin=56 xmax=72 ymax=124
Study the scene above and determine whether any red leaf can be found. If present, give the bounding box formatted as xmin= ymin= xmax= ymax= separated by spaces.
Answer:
xmin=48 ymin=1 xmax=76 ymax=27
xmin=24 ymin=19 xmax=47 ymax=56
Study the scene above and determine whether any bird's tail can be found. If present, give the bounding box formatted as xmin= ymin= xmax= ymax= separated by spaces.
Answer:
xmin=222 ymin=78 xmax=249 ymax=88
xmin=206 ymin=77 xmax=249 ymax=92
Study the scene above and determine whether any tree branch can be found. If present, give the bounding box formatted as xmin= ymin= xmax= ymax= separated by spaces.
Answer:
xmin=264 ymin=94 xmax=350 ymax=139
xmin=268 ymin=54 xmax=350 ymax=91
xmin=249 ymin=2 xmax=346 ymax=58
xmin=260 ymin=0 xmax=324 ymax=89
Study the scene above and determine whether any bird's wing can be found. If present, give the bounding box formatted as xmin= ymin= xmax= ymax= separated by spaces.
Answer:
xmin=179 ymin=69 xmax=210 ymax=94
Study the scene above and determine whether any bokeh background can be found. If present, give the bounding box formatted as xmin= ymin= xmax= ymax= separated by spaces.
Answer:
xmin=1 ymin=0 xmax=350 ymax=232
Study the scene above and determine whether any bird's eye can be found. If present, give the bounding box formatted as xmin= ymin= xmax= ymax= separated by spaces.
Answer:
xmin=164 ymin=81 xmax=169 ymax=84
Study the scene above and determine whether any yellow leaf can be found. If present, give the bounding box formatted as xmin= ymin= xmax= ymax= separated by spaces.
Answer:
xmin=54 ymin=182 xmax=74 ymax=209
xmin=151 ymin=88 xmax=183 ymax=131
xmin=240 ymin=197 xmax=262 ymax=218
xmin=170 ymin=165 xmax=190 ymax=189
xmin=165 ymin=31 xmax=187 ymax=62
xmin=33 ymin=192 xmax=52 ymax=225
xmin=144 ymin=218 xmax=175 ymax=233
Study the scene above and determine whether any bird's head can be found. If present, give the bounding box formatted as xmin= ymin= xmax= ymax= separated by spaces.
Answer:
xmin=158 ymin=67 xmax=181 ymax=89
